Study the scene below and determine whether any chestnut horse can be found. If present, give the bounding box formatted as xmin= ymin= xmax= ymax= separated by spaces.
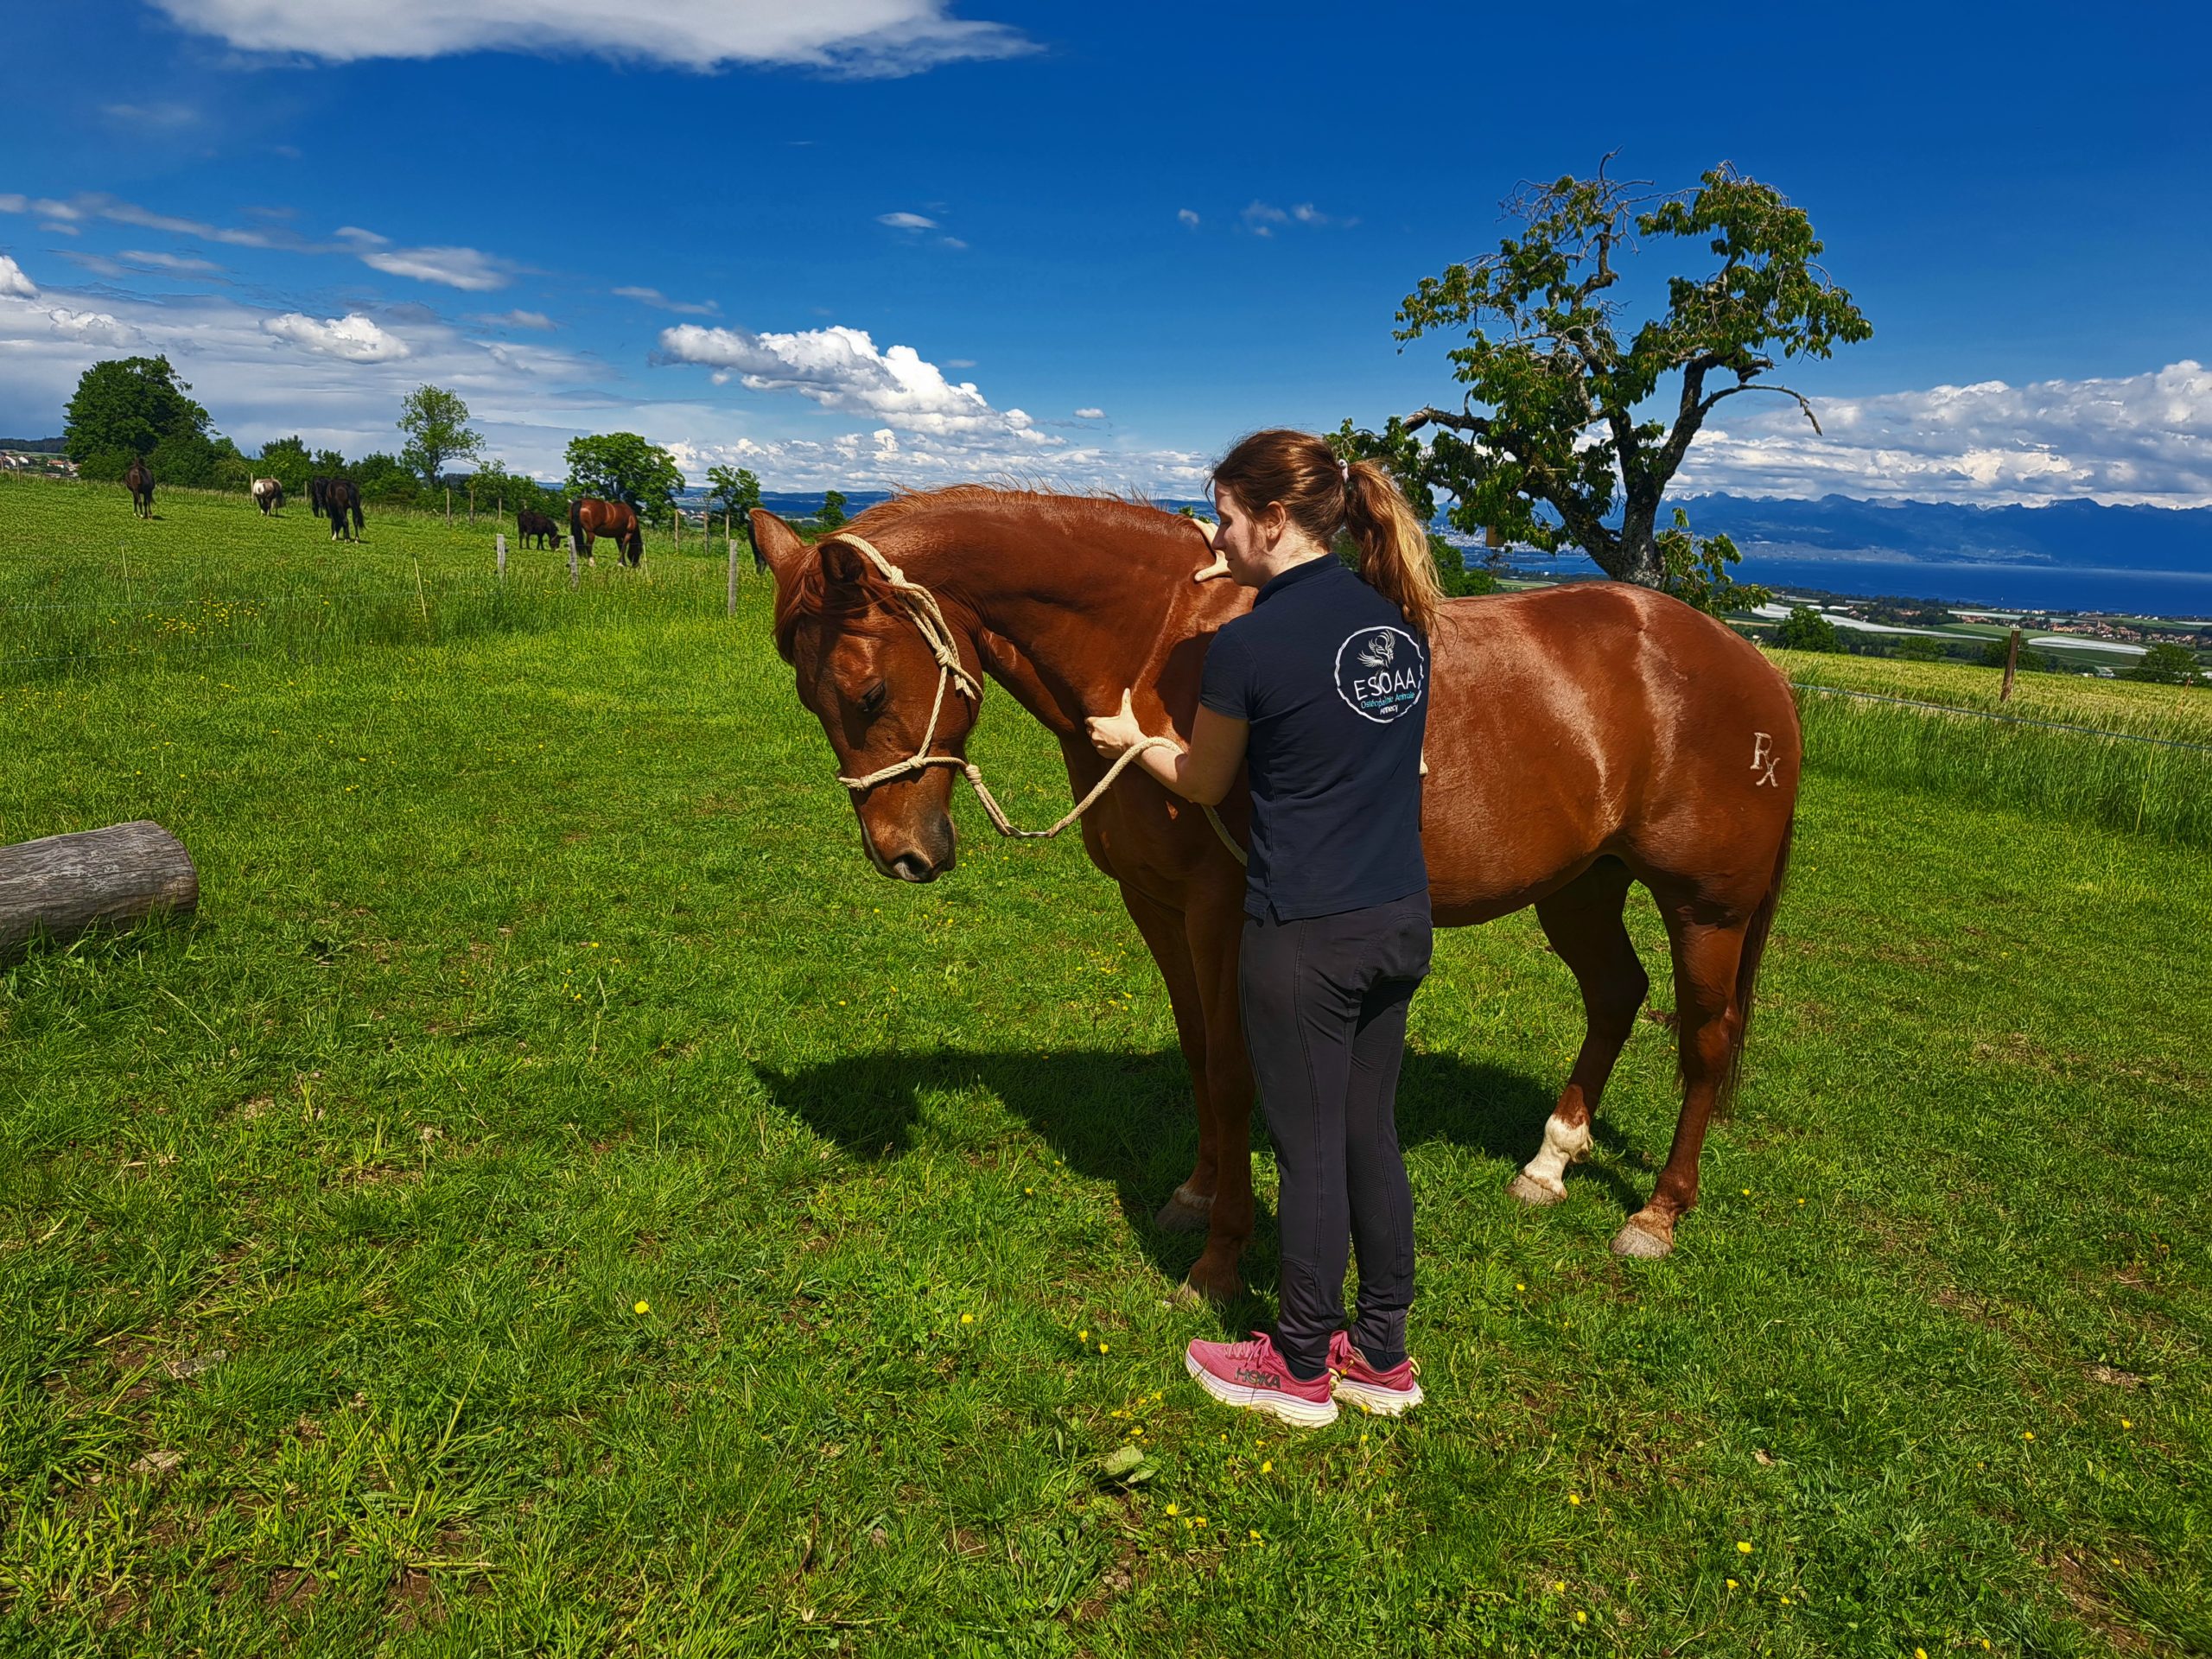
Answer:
xmin=570 ymin=498 xmax=643 ymax=568
xmin=754 ymin=490 xmax=1800 ymax=1300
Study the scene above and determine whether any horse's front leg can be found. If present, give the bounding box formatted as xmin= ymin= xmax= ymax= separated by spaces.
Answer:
xmin=1116 ymin=887 xmax=1221 ymax=1237
xmin=1180 ymin=893 xmax=1254 ymax=1305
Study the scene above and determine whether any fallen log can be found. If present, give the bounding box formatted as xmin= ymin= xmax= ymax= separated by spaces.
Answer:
xmin=0 ymin=820 xmax=200 ymax=963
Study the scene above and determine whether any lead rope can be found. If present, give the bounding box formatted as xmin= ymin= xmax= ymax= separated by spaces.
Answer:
xmin=826 ymin=532 xmax=1246 ymax=861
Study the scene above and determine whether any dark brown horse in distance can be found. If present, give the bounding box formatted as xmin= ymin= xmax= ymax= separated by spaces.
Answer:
xmin=517 ymin=507 xmax=560 ymax=550
xmin=570 ymin=498 xmax=643 ymax=567
xmin=124 ymin=457 xmax=155 ymax=518
xmin=756 ymin=490 xmax=1801 ymax=1302
xmin=315 ymin=477 xmax=364 ymax=542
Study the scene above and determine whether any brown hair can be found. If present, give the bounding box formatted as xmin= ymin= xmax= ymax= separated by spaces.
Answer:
xmin=1212 ymin=428 xmax=1443 ymax=635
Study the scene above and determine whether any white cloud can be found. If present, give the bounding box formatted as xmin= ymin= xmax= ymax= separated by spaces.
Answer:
xmin=1073 ymin=407 xmax=1104 ymax=420
xmin=613 ymin=284 xmax=717 ymax=315
xmin=263 ymin=312 xmax=412 ymax=362
xmin=0 ymin=255 xmax=36 ymax=300
xmin=1177 ymin=208 xmax=1200 ymax=228
xmin=103 ymin=102 xmax=200 ymax=129
xmin=149 ymin=0 xmax=1033 ymax=75
xmin=878 ymin=211 xmax=938 ymax=230
xmin=119 ymin=249 xmax=223 ymax=274
xmin=334 ymin=230 xmax=509 ymax=291
xmin=478 ymin=308 xmax=555 ymax=330
xmin=657 ymin=321 xmax=1049 ymax=442
xmin=47 ymin=308 xmax=137 ymax=346
xmin=1241 ymin=200 xmax=1354 ymax=236
xmin=1680 ymin=361 xmax=2212 ymax=508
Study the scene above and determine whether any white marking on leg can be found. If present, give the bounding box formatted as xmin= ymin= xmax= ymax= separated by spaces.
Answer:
xmin=1517 ymin=1112 xmax=1592 ymax=1199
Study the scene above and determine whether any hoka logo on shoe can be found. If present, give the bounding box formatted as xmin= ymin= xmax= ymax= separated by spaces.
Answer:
xmin=1236 ymin=1367 xmax=1281 ymax=1389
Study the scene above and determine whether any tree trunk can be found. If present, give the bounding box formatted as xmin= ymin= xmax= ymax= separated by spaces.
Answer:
xmin=0 ymin=821 xmax=199 ymax=963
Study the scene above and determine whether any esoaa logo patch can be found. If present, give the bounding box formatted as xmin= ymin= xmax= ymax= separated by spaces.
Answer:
xmin=1334 ymin=626 xmax=1427 ymax=723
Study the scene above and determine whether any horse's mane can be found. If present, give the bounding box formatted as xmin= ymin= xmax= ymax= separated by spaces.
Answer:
xmin=774 ymin=486 xmax=1192 ymax=655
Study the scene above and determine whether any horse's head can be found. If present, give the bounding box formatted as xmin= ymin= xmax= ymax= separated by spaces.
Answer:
xmin=753 ymin=510 xmax=974 ymax=883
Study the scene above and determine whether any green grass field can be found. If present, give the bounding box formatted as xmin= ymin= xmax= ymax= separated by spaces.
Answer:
xmin=3 ymin=474 xmax=2209 ymax=1656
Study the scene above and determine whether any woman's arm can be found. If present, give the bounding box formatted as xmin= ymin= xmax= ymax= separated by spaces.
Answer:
xmin=1085 ymin=690 xmax=1248 ymax=806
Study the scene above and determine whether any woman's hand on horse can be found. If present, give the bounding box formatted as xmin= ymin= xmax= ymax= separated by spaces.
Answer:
xmin=1087 ymin=689 xmax=1147 ymax=759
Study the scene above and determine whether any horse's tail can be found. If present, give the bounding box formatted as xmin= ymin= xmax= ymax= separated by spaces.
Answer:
xmin=349 ymin=492 xmax=365 ymax=537
xmin=1717 ymin=809 xmax=1794 ymax=1111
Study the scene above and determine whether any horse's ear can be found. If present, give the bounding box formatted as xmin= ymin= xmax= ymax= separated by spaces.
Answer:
xmin=817 ymin=537 xmax=871 ymax=587
xmin=749 ymin=510 xmax=807 ymax=581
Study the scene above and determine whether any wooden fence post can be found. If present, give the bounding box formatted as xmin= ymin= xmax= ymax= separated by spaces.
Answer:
xmin=675 ymin=508 xmax=682 ymax=555
xmin=0 ymin=821 xmax=199 ymax=965
xmin=568 ymin=535 xmax=578 ymax=590
xmin=2001 ymin=626 xmax=2021 ymax=701
xmin=728 ymin=535 xmax=737 ymax=616
xmin=496 ymin=531 xmax=506 ymax=579
xmin=468 ymin=485 xmax=475 ymax=525
xmin=445 ymin=487 xmax=453 ymax=526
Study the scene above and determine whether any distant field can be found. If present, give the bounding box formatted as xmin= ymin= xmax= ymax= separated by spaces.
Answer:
xmin=3 ymin=475 xmax=2208 ymax=1656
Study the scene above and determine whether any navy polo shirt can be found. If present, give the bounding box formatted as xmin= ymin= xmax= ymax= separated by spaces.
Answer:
xmin=1200 ymin=555 xmax=1430 ymax=921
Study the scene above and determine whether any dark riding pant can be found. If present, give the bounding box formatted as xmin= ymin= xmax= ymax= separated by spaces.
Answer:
xmin=1239 ymin=891 xmax=1431 ymax=1382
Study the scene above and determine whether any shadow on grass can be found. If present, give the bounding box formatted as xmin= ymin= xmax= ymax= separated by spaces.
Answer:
xmin=759 ymin=1044 xmax=1643 ymax=1295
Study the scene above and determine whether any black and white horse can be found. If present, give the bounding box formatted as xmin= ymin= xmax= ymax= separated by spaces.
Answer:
xmin=252 ymin=477 xmax=284 ymax=516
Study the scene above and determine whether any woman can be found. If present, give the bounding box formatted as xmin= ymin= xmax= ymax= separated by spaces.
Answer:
xmin=1086 ymin=429 xmax=1444 ymax=1427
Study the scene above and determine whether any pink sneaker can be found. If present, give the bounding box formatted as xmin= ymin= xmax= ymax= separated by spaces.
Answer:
xmin=1184 ymin=1333 xmax=1338 ymax=1427
xmin=1328 ymin=1331 xmax=1424 ymax=1415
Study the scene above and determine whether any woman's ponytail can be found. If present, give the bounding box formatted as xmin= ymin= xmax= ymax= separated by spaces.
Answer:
xmin=1212 ymin=429 xmax=1444 ymax=637
xmin=1342 ymin=456 xmax=1442 ymax=638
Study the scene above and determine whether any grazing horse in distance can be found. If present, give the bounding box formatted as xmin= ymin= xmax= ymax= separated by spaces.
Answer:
xmin=251 ymin=477 xmax=284 ymax=516
xmin=757 ymin=491 xmax=1801 ymax=1301
xmin=124 ymin=457 xmax=155 ymax=518
xmin=308 ymin=475 xmax=331 ymax=520
xmin=319 ymin=477 xmax=365 ymax=542
xmin=516 ymin=507 xmax=560 ymax=550
xmin=570 ymin=497 xmax=643 ymax=568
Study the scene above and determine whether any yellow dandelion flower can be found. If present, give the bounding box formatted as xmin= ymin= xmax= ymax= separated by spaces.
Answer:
xmin=961 ymin=1313 xmax=975 ymax=1325
xmin=1916 ymin=1649 xmax=1929 ymax=1659
xmin=1098 ymin=1342 xmax=1109 ymax=1353
xmin=1574 ymin=1611 xmax=1587 ymax=1624
xmin=633 ymin=1300 xmax=650 ymax=1314
xmin=1078 ymin=1330 xmax=1089 ymax=1342
xmin=1568 ymin=1493 xmax=1581 ymax=1506
xmin=1516 ymin=1282 xmax=1527 ymax=1292
xmin=2023 ymin=1430 xmax=2034 ymax=1440
xmin=1194 ymin=1516 xmax=1207 ymax=1528
xmin=1552 ymin=1580 xmax=1565 ymax=1592
xmin=2121 ymin=1418 xmax=2133 ymax=1429
xmin=1737 ymin=1541 xmax=1753 ymax=1554
xmin=1165 ymin=1503 xmax=1179 ymax=1516
xmin=1249 ymin=1529 xmax=1262 ymax=1541
xmin=1261 ymin=1459 xmax=1272 ymax=1472
xmin=1726 ymin=1579 xmax=1738 ymax=1590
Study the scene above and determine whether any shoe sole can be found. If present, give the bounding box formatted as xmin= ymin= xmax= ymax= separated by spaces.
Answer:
xmin=1185 ymin=1351 xmax=1339 ymax=1427
xmin=1332 ymin=1376 xmax=1424 ymax=1416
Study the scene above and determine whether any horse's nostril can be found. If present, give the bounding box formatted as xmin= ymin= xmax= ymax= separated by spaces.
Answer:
xmin=891 ymin=853 xmax=938 ymax=883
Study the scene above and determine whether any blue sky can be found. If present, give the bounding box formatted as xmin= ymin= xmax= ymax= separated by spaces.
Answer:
xmin=2 ymin=0 xmax=2206 ymax=502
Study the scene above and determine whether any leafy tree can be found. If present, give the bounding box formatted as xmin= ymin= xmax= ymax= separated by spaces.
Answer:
xmin=1427 ymin=534 xmax=1499 ymax=598
xmin=470 ymin=459 xmax=561 ymax=520
xmin=566 ymin=433 xmax=684 ymax=522
xmin=397 ymin=385 xmax=484 ymax=487
xmin=1774 ymin=605 xmax=1840 ymax=652
xmin=353 ymin=451 xmax=423 ymax=505
xmin=706 ymin=464 xmax=762 ymax=528
xmin=313 ymin=446 xmax=347 ymax=477
xmin=64 ymin=355 xmax=213 ymax=465
xmin=1339 ymin=160 xmax=1871 ymax=601
xmin=257 ymin=435 xmax=315 ymax=493
xmin=817 ymin=489 xmax=849 ymax=531
xmin=2130 ymin=642 xmax=2202 ymax=685
xmin=1654 ymin=509 xmax=1768 ymax=615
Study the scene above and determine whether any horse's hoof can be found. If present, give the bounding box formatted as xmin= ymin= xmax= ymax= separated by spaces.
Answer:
xmin=1154 ymin=1185 xmax=1214 ymax=1234
xmin=1611 ymin=1215 xmax=1675 ymax=1260
xmin=1507 ymin=1172 xmax=1567 ymax=1207
xmin=1180 ymin=1265 xmax=1243 ymax=1306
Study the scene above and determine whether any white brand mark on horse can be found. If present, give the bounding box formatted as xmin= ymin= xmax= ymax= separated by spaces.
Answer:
xmin=1750 ymin=731 xmax=1780 ymax=787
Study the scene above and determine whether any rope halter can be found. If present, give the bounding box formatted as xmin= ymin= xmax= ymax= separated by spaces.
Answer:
xmin=818 ymin=532 xmax=1242 ymax=855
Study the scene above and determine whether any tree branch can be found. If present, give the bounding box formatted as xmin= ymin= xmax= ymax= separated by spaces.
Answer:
xmin=1402 ymin=406 xmax=1491 ymax=435
xmin=1699 ymin=383 xmax=1824 ymax=434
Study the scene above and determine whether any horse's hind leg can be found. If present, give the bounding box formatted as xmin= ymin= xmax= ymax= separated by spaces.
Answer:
xmin=1510 ymin=858 xmax=1646 ymax=1206
xmin=1613 ymin=910 xmax=1749 ymax=1259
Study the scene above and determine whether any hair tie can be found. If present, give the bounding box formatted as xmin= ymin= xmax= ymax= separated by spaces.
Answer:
xmin=1339 ymin=459 xmax=1352 ymax=485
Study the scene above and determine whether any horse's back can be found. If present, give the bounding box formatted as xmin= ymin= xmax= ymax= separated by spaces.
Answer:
xmin=1423 ymin=583 xmax=1798 ymax=919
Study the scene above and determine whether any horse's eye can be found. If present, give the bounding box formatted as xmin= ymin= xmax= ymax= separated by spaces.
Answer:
xmin=858 ymin=680 xmax=888 ymax=715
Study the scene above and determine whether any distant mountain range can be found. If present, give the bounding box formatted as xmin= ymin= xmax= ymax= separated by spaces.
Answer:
xmin=1671 ymin=493 xmax=2212 ymax=573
